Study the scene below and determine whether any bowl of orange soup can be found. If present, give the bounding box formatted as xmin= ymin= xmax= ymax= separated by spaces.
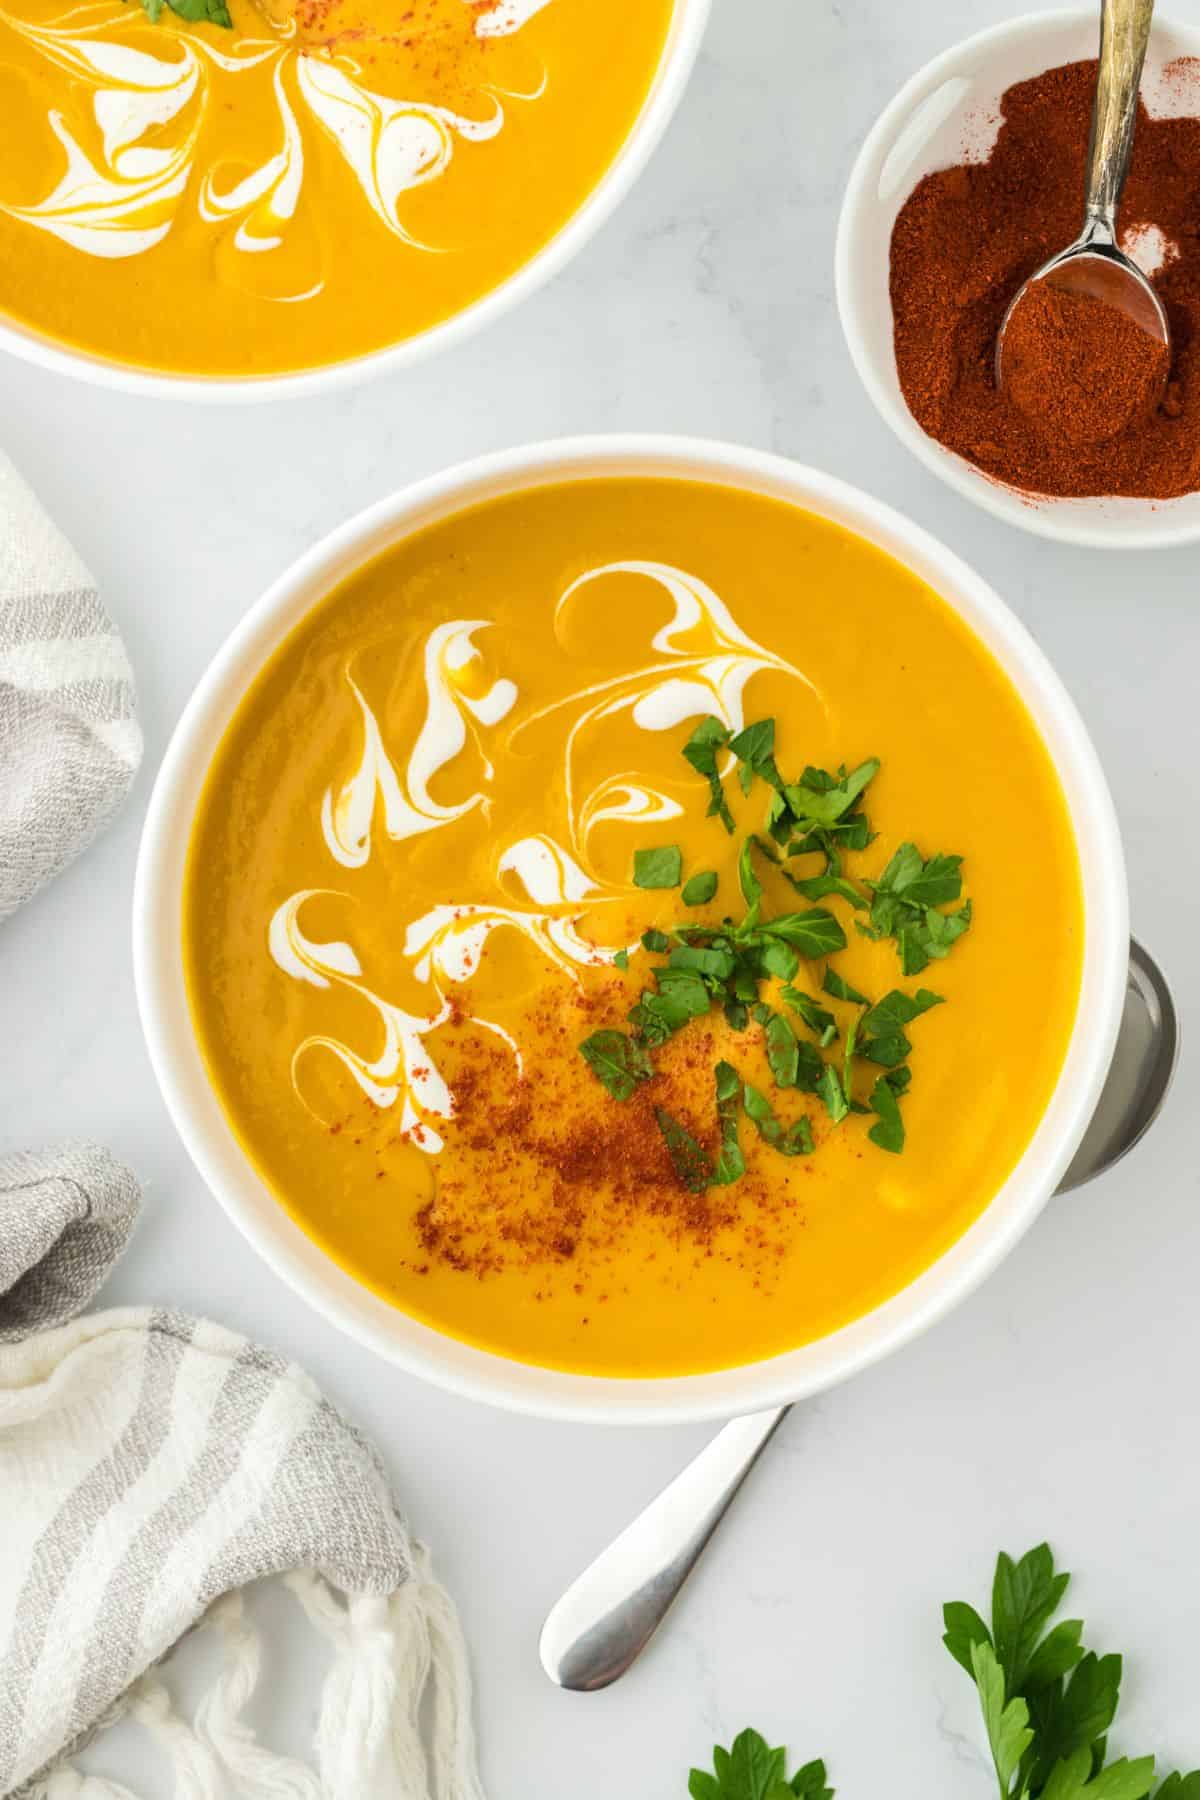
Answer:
xmin=134 ymin=438 xmax=1128 ymax=1421
xmin=0 ymin=0 xmax=704 ymax=395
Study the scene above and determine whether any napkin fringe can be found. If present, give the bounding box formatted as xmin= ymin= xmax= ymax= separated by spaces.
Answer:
xmin=26 ymin=1556 xmax=482 ymax=1800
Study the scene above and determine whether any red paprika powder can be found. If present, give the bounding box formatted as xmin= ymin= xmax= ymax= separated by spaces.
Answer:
xmin=889 ymin=58 xmax=1200 ymax=499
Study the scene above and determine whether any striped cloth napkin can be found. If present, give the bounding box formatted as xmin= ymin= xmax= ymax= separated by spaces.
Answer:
xmin=0 ymin=450 xmax=141 ymax=920
xmin=0 ymin=461 xmax=484 ymax=1799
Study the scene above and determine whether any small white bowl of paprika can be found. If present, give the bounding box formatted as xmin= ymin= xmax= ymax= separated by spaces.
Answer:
xmin=836 ymin=8 xmax=1200 ymax=548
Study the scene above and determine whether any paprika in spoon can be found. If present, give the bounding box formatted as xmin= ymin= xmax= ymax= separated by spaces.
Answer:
xmin=996 ymin=0 xmax=1169 ymax=445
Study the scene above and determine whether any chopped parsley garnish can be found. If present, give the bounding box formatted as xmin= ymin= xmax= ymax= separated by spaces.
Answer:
xmin=682 ymin=869 xmax=719 ymax=906
xmin=764 ymin=1013 xmax=800 ymax=1087
xmin=578 ymin=1029 xmax=652 ymax=1102
xmin=822 ymin=969 xmax=869 ymax=1005
xmin=868 ymin=1074 xmax=905 ymax=1153
xmin=860 ymin=841 xmax=974 ymax=972
xmin=781 ymin=987 xmax=838 ymax=1046
xmin=633 ymin=845 xmax=683 ymax=889
xmin=743 ymin=1083 xmax=814 ymax=1157
xmin=578 ymin=719 xmax=971 ymax=1186
xmin=655 ymin=1107 xmax=713 ymax=1192
xmin=714 ymin=1061 xmax=746 ymax=1185
xmin=139 ymin=0 xmax=232 ymax=24
xmin=682 ymin=717 xmax=735 ymax=834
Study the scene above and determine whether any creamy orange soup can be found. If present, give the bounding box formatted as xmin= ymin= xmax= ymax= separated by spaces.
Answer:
xmin=0 ymin=0 xmax=672 ymax=375
xmin=184 ymin=479 xmax=1083 ymax=1376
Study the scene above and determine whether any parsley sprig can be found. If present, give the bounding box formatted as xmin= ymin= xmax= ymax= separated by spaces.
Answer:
xmin=689 ymin=1729 xmax=833 ymax=1800
xmin=945 ymin=1545 xmax=1199 ymax=1799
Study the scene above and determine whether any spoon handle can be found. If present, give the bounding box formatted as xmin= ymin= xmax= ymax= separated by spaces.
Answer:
xmin=538 ymin=1406 xmax=788 ymax=1690
xmin=1085 ymin=0 xmax=1155 ymax=235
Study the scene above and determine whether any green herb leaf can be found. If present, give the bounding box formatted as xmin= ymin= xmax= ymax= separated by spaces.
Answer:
xmin=1041 ymin=1750 xmax=1157 ymax=1800
xmin=141 ymin=0 xmax=233 ymax=23
xmin=743 ymin=1083 xmax=814 ymax=1157
xmin=670 ymin=945 xmax=737 ymax=981
xmin=993 ymin=1545 xmax=1072 ymax=1696
xmin=729 ymin=718 xmax=785 ymax=793
xmin=1025 ymin=1620 xmax=1087 ymax=1691
xmin=634 ymin=845 xmax=682 ymax=889
xmin=857 ymin=1030 xmax=910 ymax=1068
xmin=943 ymin=1601 xmax=993 ymax=1678
xmin=791 ymin=1763 xmax=835 ymax=1800
xmin=682 ymin=717 xmax=735 ymax=835
xmin=613 ymin=949 xmax=630 ymax=972
xmin=765 ymin=1014 xmax=800 ymax=1088
xmin=762 ymin=910 xmax=846 ymax=958
xmin=682 ymin=870 xmax=719 ymax=906
xmin=629 ymin=968 xmax=709 ymax=1043
xmin=762 ymin=937 xmax=800 ymax=981
xmin=793 ymin=1039 xmax=827 ymax=1093
xmin=822 ymin=969 xmax=869 ymax=1005
xmin=867 ymin=1074 xmax=905 ymax=1153
xmin=1031 ymin=1654 xmax=1124 ymax=1782
xmin=784 ymin=758 xmax=880 ymax=829
xmin=817 ymin=1063 xmax=849 ymax=1124
xmin=641 ymin=927 xmax=671 ymax=953
xmin=738 ymin=838 xmax=765 ymax=927
xmin=898 ymin=900 xmax=973 ymax=975
xmin=971 ymin=1639 xmax=1035 ymax=1796
xmin=653 ymin=967 xmax=712 ymax=1018
xmin=781 ymin=987 xmax=838 ymax=1045
xmin=655 ymin=1108 xmax=713 ymax=1193
xmin=784 ymin=868 xmax=868 ymax=909
xmin=578 ymin=1029 xmax=653 ymax=1101
xmin=712 ymin=1060 xmax=746 ymax=1185
xmin=861 ymin=987 xmax=944 ymax=1036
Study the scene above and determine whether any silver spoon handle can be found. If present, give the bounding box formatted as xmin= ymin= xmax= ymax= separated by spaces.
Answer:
xmin=1085 ymin=0 xmax=1155 ymax=235
xmin=538 ymin=1406 xmax=787 ymax=1691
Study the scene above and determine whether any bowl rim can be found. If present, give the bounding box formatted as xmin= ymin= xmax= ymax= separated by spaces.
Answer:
xmin=133 ymin=433 xmax=1130 ymax=1424
xmin=0 ymin=0 xmax=710 ymax=404
xmin=834 ymin=5 xmax=1200 ymax=549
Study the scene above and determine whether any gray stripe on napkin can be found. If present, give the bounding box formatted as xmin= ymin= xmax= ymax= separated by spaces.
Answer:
xmin=0 ymin=1313 xmax=192 ymax=1788
xmin=0 ymin=589 xmax=110 ymax=648
xmin=70 ymin=1341 xmax=287 ymax=1732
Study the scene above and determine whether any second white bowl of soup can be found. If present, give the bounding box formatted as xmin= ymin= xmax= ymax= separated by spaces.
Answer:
xmin=0 ymin=0 xmax=707 ymax=396
xmin=134 ymin=437 xmax=1128 ymax=1422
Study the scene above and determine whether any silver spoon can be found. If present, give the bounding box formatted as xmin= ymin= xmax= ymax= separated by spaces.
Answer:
xmin=996 ymin=0 xmax=1168 ymax=396
xmin=540 ymin=938 xmax=1178 ymax=1692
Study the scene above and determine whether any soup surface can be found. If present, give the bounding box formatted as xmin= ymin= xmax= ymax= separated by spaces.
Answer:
xmin=185 ymin=478 xmax=1083 ymax=1377
xmin=0 ymin=0 xmax=672 ymax=375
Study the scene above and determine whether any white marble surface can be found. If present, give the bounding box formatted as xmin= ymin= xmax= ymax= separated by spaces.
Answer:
xmin=3 ymin=0 xmax=1199 ymax=1791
